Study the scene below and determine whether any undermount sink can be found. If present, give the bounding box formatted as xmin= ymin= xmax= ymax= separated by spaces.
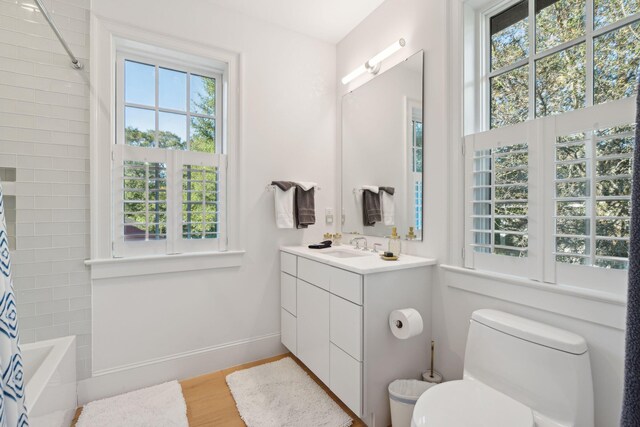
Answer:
xmin=323 ymin=250 xmax=372 ymax=259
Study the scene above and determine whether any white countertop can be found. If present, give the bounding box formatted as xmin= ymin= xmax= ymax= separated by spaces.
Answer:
xmin=281 ymin=245 xmax=437 ymax=274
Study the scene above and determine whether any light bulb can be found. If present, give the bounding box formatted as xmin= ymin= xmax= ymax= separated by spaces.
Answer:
xmin=341 ymin=64 xmax=367 ymax=85
xmin=341 ymin=38 xmax=406 ymax=85
xmin=368 ymin=38 xmax=406 ymax=68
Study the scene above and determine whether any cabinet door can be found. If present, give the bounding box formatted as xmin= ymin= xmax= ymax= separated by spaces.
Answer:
xmin=330 ymin=295 xmax=363 ymax=361
xmin=281 ymin=272 xmax=296 ymax=315
xmin=297 ymin=279 xmax=330 ymax=385
xmin=281 ymin=308 xmax=297 ymax=355
xmin=330 ymin=343 xmax=362 ymax=416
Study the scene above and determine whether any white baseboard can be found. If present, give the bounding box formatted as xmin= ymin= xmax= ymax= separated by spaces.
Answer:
xmin=77 ymin=332 xmax=284 ymax=405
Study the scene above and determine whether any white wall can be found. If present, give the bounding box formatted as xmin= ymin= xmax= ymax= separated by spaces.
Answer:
xmin=81 ymin=0 xmax=336 ymax=400
xmin=0 ymin=0 xmax=92 ymax=379
xmin=337 ymin=0 xmax=626 ymax=425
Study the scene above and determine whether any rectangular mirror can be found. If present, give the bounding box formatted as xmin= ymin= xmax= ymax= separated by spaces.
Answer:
xmin=341 ymin=50 xmax=424 ymax=240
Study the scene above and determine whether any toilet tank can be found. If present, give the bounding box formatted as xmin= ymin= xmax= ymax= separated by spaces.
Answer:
xmin=463 ymin=310 xmax=594 ymax=427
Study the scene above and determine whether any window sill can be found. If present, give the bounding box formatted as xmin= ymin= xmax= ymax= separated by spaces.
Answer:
xmin=440 ymin=264 xmax=627 ymax=330
xmin=85 ymin=250 xmax=245 ymax=280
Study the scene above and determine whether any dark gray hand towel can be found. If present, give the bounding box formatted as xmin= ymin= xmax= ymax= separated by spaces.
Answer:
xmin=295 ymin=185 xmax=315 ymax=229
xmin=362 ymin=189 xmax=382 ymax=226
xmin=379 ymin=186 xmax=395 ymax=195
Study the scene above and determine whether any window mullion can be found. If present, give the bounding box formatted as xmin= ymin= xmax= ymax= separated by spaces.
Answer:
xmin=215 ymin=76 xmax=222 ymax=154
xmin=585 ymin=0 xmax=594 ymax=108
xmin=531 ymin=36 xmax=586 ymax=61
xmin=588 ymin=130 xmax=597 ymax=267
xmin=488 ymin=58 xmax=530 ymax=78
xmin=491 ymin=149 xmax=496 ymax=252
xmin=592 ymin=12 xmax=640 ymax=36
xmin=528 ymin=0 xmax=536 ymax=121
xmin=154 ymin=65 xmax=159 ymax=148
xmin=144 ymin=162 xmax=150 ymax=241
xmin=169 ymin=151 xmax=179 ymax=254
xmin=201 ymin=170 xmax=206 ymax=239
xmin=186 ymin=72 xmax=191 ymax=151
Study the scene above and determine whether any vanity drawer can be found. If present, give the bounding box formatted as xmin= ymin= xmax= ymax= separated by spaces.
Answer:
xmin=330 ymin=343 xmax=362 ymax=417
xmin=281 ymin=272 xmax=296 ymax=315
xmin=281 ymin=252 xmax=297 ymax=276
xmin=330 ymin=268 xmax=362 ymax=305
xmin=330 ymin=295 xmax=362 ymax=361
xmin=298 ymin=257 xmax=363 ymax=304
xmin=297 ymin=257 xmax=331 ymax=291
xmin=281 ymin=308 xmax=297 ymax=355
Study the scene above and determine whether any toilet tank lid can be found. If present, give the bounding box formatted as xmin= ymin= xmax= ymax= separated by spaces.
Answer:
xmin=471 ymin=310 xmax=588 ymax=355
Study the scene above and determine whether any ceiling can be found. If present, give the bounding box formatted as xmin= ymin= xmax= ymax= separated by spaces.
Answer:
xmin=205 ymin=0 xmax=386 ymax=44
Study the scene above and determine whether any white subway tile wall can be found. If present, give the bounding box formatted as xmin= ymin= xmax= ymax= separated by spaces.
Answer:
xmin=0 ymin=0 xmax=91 ymax=379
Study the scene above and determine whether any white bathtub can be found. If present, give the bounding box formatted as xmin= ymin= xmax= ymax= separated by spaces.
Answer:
xmin=23 ymin=336 xmax=77 ymax=427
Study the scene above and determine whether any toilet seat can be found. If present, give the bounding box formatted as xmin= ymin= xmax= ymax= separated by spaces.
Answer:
xmin=411 ymin=380 xmax=535 ymax=427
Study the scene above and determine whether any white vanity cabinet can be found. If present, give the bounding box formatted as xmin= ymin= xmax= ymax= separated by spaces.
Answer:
xmin=280 ymin=247 xmax=434 ymax=426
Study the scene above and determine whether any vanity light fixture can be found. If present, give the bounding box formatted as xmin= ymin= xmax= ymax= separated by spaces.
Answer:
xmin=341 ymin=38 xmax=406 ymax=85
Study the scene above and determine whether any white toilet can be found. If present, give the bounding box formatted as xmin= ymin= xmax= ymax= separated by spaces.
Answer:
xmin=412 ymin=309 xmax=594 ymax=427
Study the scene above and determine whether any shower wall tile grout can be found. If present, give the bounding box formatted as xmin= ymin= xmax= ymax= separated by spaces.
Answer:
xmin=0 ymin=0 xmax=91 ymax=379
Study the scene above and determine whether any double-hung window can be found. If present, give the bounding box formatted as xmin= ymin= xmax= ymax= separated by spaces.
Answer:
xmin=465 ymin=0 xmax=639 ymax=291
xmin=411 ymin=109 xmax=423 ymax=237
xmin=113 ymin=52 xmax=226 ymax=257
xmin=488 ymin=0 xmax=640 ymax=128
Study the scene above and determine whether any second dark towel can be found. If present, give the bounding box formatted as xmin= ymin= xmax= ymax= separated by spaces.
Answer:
xmin=362 ymin=189 xmax=382 ymax=226
xmin=295 ymin=185 xmax=315 ymax=229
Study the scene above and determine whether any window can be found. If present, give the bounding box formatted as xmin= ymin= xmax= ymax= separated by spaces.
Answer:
xmin=114 ymin=53 xmax=226 ymax=257
xmin=412 ymin=118 xmax=423 ymax=234
xmin=465 ymin=96 xmax=635 ymax=291
xmin=488 ymin=0 xmax=640 ymax=129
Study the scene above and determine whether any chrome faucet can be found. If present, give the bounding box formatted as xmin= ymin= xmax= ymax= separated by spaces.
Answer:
xmin=372 ymin=243 xmax=383 ymax=253
xmin=350 ymin=237 xmax=368 ymax=250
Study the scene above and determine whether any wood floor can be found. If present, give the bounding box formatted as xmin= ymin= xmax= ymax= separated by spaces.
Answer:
xmin=71 ymin=353 xmax=365 ymax=426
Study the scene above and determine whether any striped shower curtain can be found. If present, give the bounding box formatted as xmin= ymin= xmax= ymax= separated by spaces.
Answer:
xmin=0 ymin=184 xmax=28 ymax=426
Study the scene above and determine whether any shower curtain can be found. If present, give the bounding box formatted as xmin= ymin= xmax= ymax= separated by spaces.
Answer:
xmin=622 ymin=82 xmax=640 ymax=426
xmin=0 ymin=184 xmax=28 ymax=426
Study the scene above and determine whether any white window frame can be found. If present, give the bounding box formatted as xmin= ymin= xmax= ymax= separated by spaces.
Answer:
xmin=457 ymin=0 xmax=638 ymax=296
xmin=113 ymin=49 xmax=226 ymax=258
xmin=481 ymin=0 xmax=640 ymax=130
xmin=88 ymin=19 xmax=242 ymax=276
xmin=115 ymin=52 xmax=224 ymax=155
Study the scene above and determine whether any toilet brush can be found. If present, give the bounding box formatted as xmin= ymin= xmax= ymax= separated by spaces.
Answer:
xmin=422 ymin=340 xmax=443 ymax=384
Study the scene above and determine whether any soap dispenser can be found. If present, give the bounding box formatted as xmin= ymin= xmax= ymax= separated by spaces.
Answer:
xmin=388 ymin=227 xmax=401 ymax=256
xmin=406 ymin=227 xmax=417 ymax=241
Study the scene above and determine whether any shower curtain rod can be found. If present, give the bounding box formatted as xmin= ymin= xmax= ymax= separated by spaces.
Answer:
xmin=34 ymin=0 xmax=83 ymax=69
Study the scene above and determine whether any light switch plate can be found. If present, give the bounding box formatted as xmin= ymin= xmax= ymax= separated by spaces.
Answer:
xmin=325 ymin=208 xmax=334 ymax=224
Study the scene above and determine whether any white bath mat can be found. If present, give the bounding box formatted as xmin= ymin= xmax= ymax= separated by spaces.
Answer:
xmin=226 ymin=357 xmax=352 ymax=427
xmin=76 ymin=381 xmax=188 ymax=427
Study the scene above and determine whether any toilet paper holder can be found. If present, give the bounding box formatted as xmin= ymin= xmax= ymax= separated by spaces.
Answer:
xmin=395 ymin=320 xmax=403 ymax=328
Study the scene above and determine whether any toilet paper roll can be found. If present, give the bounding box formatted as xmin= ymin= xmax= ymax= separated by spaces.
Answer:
xmin=389 ymin=308 xmax=423 ymax=339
